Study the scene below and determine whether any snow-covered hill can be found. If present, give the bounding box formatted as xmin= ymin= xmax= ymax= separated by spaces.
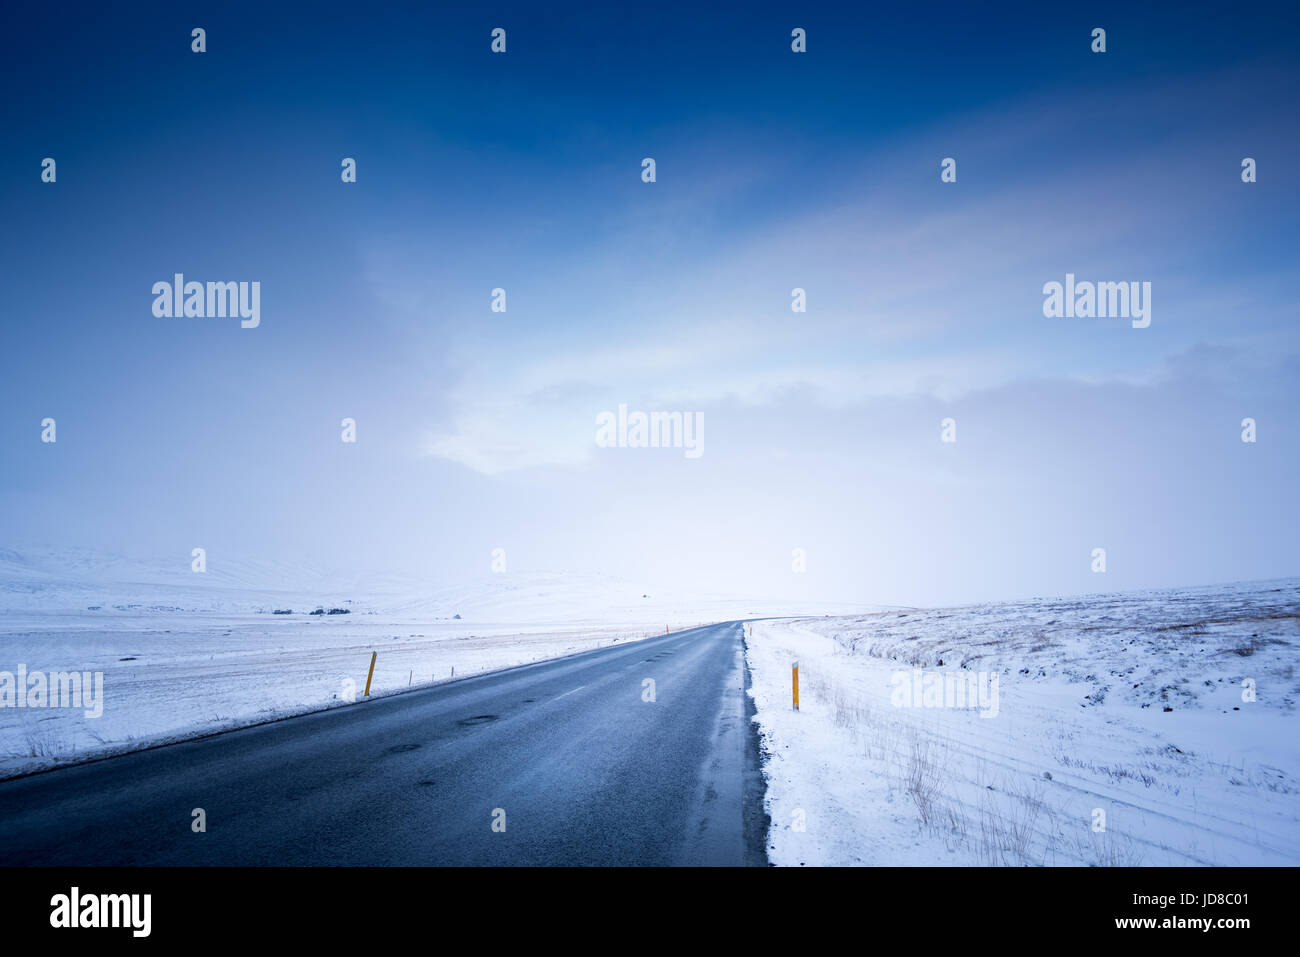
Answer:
xmin=748 ymin=578 xmax=1300 ymax=866
xmin=0 ymin=546 xmax=859 ymax=623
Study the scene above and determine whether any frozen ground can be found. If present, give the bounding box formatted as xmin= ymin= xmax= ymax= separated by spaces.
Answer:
xmin=746 ymin=579 xmax=1300 ymax=866
xmin=0 ymin=547 xmax=859 ymax=779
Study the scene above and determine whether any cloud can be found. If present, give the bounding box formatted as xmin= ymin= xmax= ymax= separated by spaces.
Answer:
xmin=379 ymin=62 xmax=1300 ymax=475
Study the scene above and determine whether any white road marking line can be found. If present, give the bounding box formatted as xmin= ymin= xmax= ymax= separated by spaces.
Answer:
xmin=551 ymin=685 xmax=586 ymax=702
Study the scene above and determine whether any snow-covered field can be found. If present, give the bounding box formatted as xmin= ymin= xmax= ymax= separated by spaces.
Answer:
xmin=8 ymin=546 xmax=1295 ymax=866
xmin=0 ymin=548 xmax=855 ymax=780
xmin=746 ymin=579 xmax=1300 ymax=866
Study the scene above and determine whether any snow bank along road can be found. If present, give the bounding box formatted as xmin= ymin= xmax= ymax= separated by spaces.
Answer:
xmin=0 ymin=622 xmax=769 ymax=865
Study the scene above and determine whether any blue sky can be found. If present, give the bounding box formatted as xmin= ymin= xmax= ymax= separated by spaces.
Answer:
xmin=2 ymin=1 xmax=1298 ymax=605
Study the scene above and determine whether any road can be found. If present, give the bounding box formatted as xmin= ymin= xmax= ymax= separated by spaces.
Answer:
xmin=0 ymin=621 xmax=769 ymax=865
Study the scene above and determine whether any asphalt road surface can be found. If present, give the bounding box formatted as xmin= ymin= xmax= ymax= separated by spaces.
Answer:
xmin=0 ymin=621 xmax=769 ymax=865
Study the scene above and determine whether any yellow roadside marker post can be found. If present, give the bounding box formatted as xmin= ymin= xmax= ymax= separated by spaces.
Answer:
xmin=665 ymin=625 xmax=670 ymax=634
xmin=792 ymin=660 xmax=799 ymax=711
xmin=364 ymin=651 xmax=376 ymax=698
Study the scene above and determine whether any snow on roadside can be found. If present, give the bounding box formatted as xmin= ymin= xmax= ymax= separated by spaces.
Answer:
xmin=0 ymin=613 xmax=663 ymax=779
xmin=0 ymin=548 xmax=876 ymax=780
xmin=746 ymin=579 xmax=1300 ymax=866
